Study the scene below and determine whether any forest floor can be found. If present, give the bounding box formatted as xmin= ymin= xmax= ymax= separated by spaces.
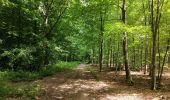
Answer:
xmin=36 ymin=64 xmax=170 ymax=100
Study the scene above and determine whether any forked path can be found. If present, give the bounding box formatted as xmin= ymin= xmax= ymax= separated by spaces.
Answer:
xmin=39 ymin=64 xmax=170 ymax=100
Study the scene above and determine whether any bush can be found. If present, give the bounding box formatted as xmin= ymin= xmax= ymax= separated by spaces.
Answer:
xmin=0 ymin=70 xmax=40 ymax=82
xmin=0 ymin=61 xmax=80 ymax=82
xmin=0 ymin=61 xmax=79 ymax=99
xmin=0 ymin=81 xmax=17 ymax=98
xmin=54 ymin=61 xmax=80 ymax=70
xmin=40 ymin=61 xmax=80 ymax=77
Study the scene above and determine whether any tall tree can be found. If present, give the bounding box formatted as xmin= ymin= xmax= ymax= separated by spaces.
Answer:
xmin=151 ymin=0 xmax=161 ymax=90
xmin=121 ymin=0 xmax=133 ymax=84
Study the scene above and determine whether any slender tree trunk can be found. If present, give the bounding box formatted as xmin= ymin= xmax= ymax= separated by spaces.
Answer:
xmin=133 ymin=38 xmax=136 ymax=68
xmin=121 ymin=0 xmax=133 ymax=84
xmin=115 ymin=35 xmax=120 ymax=76
xmin=99 ymin=11 xmax=104 ymax=72
xmin=43 ymin=2 xmax=50 ymax=67
xmin=157 ymin=27 xmax=161 ymax=80
xmin=141 ymin=44 xmax=143 ymax=67
xmin=168 ymin=56 xmax=170 ymax=68
xmin=138 ymin=46 xmax=140 ymax=67
xmin=151 ymin=0 xmax=156 ymax=90
xmin=110 ymin=38 xmax=113 ymax=67
xmin=143 ymin=0 xmax=148 ymax=74
xmin=149 ymin=42 xmax=153 ymax=76
xmin=151 ymin=0 xmax=161 ymax=90
xmin=144 ymin=36 xmax=148 ymax=74
xmin=91 ymin=46 xmax=95 ymax=64
xmin=110 ymin=49 xmax=113 ymax=67
xmin=106 ymin=39 xmax=111 ymax=67
xmin=158 ymin=37 xmax=170 ymax=85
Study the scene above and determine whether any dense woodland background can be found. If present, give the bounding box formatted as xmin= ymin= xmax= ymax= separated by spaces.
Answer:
xmin=0 ymin=0 xmax=170 ymax=99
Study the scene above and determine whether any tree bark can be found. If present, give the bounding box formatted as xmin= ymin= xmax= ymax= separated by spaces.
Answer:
xmin=144 ymin=36 xmax=148 ymax=74
xmin=106 ymin=39 xmax=111 ymax=67
xmin=110 ymin=38 xmax=113 ymax=67
xmin=151 ymin=0 xmax=156 ymax=90
xmin=141 ymin=43 xmax=143 ymax=67
xmin=133 ymin=38 xmax=136 ymax=68
xmin=142 ymin=0 xmax=149 ymax=74
xmin=157 ymin=26 xmax=161 ymax=80
xmin=151 ymin=0 xmax=161 ymax=90
xmin=121 ymin=0 xmax=133 ymax=84
xmin=158 ymin=37 xmax=170 ymax=85
xmin=168 ymin=56 xmax=170 ymax=68
xmin=99 ymin=11 xmax=104 ymax=72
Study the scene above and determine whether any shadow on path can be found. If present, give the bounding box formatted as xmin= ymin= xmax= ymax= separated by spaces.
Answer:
xmin=39 ymin=64 xmax=170 ymax=100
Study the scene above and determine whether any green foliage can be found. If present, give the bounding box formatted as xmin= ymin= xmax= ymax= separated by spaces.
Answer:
xmin=0 ymin=81 xmax=17 ymax=98
xmin=5 ymin=71 xmax=40 ymax=82
xmin=0 ymin=62 xmax=79 ymax=82
xmin=40 ymin=61 xmax=80 ymax=77
xmin=0 ymin=0 xmax=170 ymax=94
xmin=0 ymin=80 xmax=41 ymax=99
xmin=0 ymin=0 xmax=76 ymax=71
xmin=0 ymin=61 xmax=79 ymax=99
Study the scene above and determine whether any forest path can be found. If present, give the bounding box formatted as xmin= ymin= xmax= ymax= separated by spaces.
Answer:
xmin=38 ymin=64 xmax=170 ymax=100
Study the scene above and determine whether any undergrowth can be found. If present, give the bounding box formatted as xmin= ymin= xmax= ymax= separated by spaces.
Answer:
xmin=0 ymin=80 xmax=41 ymax=100
xmin=0 ymin=61 xmax=79 ymax=99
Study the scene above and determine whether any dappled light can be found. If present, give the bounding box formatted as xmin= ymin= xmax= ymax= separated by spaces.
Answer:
xmin=100 ymin=94 xmax=144 ymax=100
xmin=37 ymin=65 xmax=170 ymax=100
xmin=1 ymin=0 xmax=170 ymax=99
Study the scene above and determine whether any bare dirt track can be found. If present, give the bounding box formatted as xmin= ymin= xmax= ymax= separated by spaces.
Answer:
xmin=38 ymin=64 xmax=170 ymax=100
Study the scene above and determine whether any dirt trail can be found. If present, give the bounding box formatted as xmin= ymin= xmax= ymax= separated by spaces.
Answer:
xmin=39 ymin=64 xmax=170 ymax=100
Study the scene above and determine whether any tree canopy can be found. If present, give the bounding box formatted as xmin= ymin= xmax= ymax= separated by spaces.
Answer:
xmin=0 ymin=0 xmax=170 ymax=91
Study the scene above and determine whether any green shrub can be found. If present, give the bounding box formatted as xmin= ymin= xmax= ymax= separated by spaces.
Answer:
xmin=55 ymin=61 xmax=80 ymax=70
xmin=0 ymin=62 xmax=80 ymax=82
xmin=0 ymin=70 xmax=40 ymax=82
xmin=0 ymin=61 xmax=79 ymax=99
xmin=0 ymin=81 xmax=17 ymax=98
xmin=0 ymin=79 xmax=41 ymax=99
xmin=39 ymin=61 xmax=80 ymax=77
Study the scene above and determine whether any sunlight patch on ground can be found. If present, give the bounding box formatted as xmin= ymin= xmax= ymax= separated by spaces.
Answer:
xmin=51 ymin=78 xmax=57 ymax=80
xmin=52 ymin=80 xmax=110 ymax=93
xmin=119 ymin=71 xmax=148 ymax=76
xmin=100 ymin=94 xmax=144 ymax=100
xmin=80 ymin=81 xmax=109 ymax=90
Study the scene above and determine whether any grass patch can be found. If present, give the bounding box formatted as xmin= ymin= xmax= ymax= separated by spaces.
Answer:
xmin=0 ymin=61 xmax=79 ymax=99
xmin=0 ymin=80 xmax=41 ymax=100
xmin=0 ymin=71 xmax=40 ymax=82
xmin=0 ymin=61 xmax=80 ymax=82
xmin=39 ymin=61 xmax=80 ymax=77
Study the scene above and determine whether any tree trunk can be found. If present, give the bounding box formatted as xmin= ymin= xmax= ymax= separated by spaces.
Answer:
xmin=99 ymin=11 xmax=104 ymax=72
xmin=121 ymin=0 xmax=133 ymax=84
xmin=157 ymin=26 xmax=161 ymax=80
xmin=106 ymin=39 xmax=111 ymax=67
xmin=133 ymin=38 xmax=136 ymax=68
xmin=143 ymin=0 xmax=148 ymax=74
xmin=151 ymin=0 xmax=156 ymax=90
xmin=141 ymin=44 xmax=143 ymax=67
xmin=144 ymin=36 xmax=148 ymax=74
xmin=117 ymin=39 xmax=120 ymax=68
xmin=151 ymin=0 xmax=161 ymax=90
xmin=91 ymin=47 xmax=95 ymax=64
xmin=110 ymin=38 xmax=113 ymax=67
xmin=158 ymin=37 xmax=170 ymax=85
xmin=168 ymin=56 xmax=170 ymax=68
